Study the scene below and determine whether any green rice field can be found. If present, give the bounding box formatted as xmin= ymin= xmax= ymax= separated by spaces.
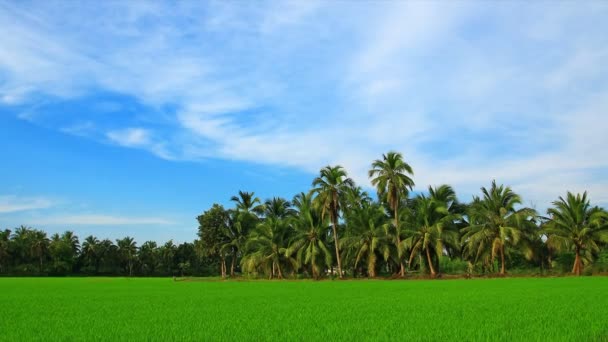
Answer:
xmin=1 ymin=277 xmax=607 ymax=341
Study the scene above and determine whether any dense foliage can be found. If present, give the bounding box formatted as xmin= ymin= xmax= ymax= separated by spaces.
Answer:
xmin=1 ymin=151 xmax=607 ymax=277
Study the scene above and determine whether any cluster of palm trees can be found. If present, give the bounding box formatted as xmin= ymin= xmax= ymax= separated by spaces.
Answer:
xmin=0 ymin=228 xmax=202 ymax=276
xmin=197 ymin=152 xmax=608 ymax=279
xmin=2 ymin=151 xmax=607 ymax=278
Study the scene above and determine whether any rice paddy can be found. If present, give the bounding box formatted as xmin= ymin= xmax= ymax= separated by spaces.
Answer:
xmin=1 ymin=277 xmax=607 ymax=341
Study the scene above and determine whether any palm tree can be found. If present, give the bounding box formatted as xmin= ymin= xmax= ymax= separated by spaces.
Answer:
xmin=30 ymin=230 xmax=50 ymax=273
xmin=241 ymin=217 xmax=295 ymax=279
xmin=231 ymin=191 xmax=264 ymax=215
xmin=62 ymin=231 xmax=80 ymax=254
xmin=264 ymin=197 xmax=296 ymax=219
xmin=139 ymin=241 xmax=159 ymax=275
xmin=116 ymin=237 xmax=137 ymax=276
xmin=403 ymin=191 xmax=460 ymax=277
xmin=544 ymin=192 xmax=608 ymax=275
xmin=12 ymin=225 xmax=32 ymax=264
xmin=369 ymin=151 xmax=414 ymax=277
xmin=342 ymin=202 xmax=392 ymax=277
xmin=312 ymin=165 xmax=354 ymax=278
xmin=221 ymin=209 xmax=253 ymax=277
xmin=82 ymin=236 xmax=101 ymax=273
xmin=461 ymin=181 xmax=537 ymax=275
xmin=160 ymin=240 xmax=177 ymax=274
xmin=288 ymin=192 xmax=333 ymax=279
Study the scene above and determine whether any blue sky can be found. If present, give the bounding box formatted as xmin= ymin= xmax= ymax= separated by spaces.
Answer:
xmin=1 ymin=1 xmax=608 ymax=243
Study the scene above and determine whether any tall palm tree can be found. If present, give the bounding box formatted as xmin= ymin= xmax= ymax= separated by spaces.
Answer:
xmin=241 ymin=217 xmax=295 ymax=279
xmin=369 ymin=151 xmax=414 ymax=277
xmin=116 ymin=237 xmax=137 ymax=276
xmin=403 ymin=192 xmax=460 ymax=277
xmin=288 ymin=192 xmax=332 ymax=279
xmin=342 ymin=202 xmax=392 ymax=277
xmin=312 ymin=165 xmax=355 ymax=278
xmin=461 ymin=181 xmax=536 ymax=275
xmin=544 ymin=192 xmax=608 ymax=275
xmin=231 ymin=191 xmax=264 ymax=215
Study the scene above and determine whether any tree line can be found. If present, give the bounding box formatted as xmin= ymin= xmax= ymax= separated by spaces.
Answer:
xmin=1 ymin=152 xmax=607 ymax=278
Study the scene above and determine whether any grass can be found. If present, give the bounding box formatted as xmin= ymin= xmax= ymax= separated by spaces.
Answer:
xmin=1 ymin=277 xmax=607 ymax=341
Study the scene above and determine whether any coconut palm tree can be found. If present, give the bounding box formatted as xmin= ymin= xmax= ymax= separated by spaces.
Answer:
xmin=403 ymin=192 xmax=460 ymax=277
xmin=12 ymin=225 xmax=32 ymax=265
xmin=369 ymin=151 xmax=414 ymax=277
xmin=461 ymin=181 xmax=537 ymax=275
xmin=116 ymin=237 xmax=137 ymax=276
xmin=160 ymin=240 xmax=177 ymax=274
xmin=264 ymin=197 xmax=297 ymax=219
xmin=288 ymin=192 xmax=332 ymax=279
xmin=342 ymin=202 xmax=392 ymax=277
xmin=139 ymin=241 xmax=159 ymax=275
xmin=312 ymin=165 xmax=355 ymax=278
xmin=231 ymin=191 xmax=265 ymax=215
xmin=241 ymin=217 xmax=295 ymax=279
xmin=544 ymin=192 xmax=608 ymax=275
xmin=30 ymin=230 xmax=50 ymax=273
xmin=82 ymin=236 xmax=101 ymax=273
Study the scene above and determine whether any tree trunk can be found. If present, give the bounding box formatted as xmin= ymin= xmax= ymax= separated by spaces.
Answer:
xmin=500 ymin=245 xmax=506 ymax=275
xmin=230 ymin=250 xmax=236 ymax=277
xmin=39 ymin=255 xmax=43 ymax=273
xmin=276 ymin=261 xmax=283 ymax=279
xmin=394 ymin=205 xmax=405 ymax=277
xmin=220 ymin=257 xmax=226 ymax=278
xmin=331 ymin=213 xmax=343 ymax=279
xmin=426 ymin=248 xmax=436 ymax=278
xmin=573 ymin=248 xmax=582 ymax=276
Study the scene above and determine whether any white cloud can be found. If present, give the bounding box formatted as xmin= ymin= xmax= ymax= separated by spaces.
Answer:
xmin=0 ymin=195 xmax=55 ymax=213
xmin=107 ymin=128 xmax=151 ymax=147
xmin=29 ymin=214 xmax=173 ymax=226
xmin=1 ymin=1 xmax=608 ymax=210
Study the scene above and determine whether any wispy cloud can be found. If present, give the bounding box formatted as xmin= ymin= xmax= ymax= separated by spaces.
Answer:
xmin=28 ymin=214 xmax=174 ymax=226
xmin=0 ymin=195 xmax=55 ymax=213
xmin=1 ymin=1 xmax=608 ymax=209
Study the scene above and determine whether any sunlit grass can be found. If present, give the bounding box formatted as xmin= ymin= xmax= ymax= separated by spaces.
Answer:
xmin=1 ymin=277 xmax=607 ymax=341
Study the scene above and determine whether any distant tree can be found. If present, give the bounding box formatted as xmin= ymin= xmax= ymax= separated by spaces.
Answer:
xmin=312 ymin=165 xmax=355 ymax=278
xmin=197 ymin=204 xmax=231 ymax=278
xmin=242 ymin=217 xmax=295 ymax=279
xmin=544 ymin=192 xmax=608 ymax=275
xmin=231 ymin=191 xmax=264 ymax=215
xmin=369 ymin=151 xmax=414 ymax=277
xmin=81 ymin=236 xmax=101 ymax=274
xmin=160 ymin=240 xmax=177 ymax=275
xmin=30 ymin=230 xmax=50 ymax=273
xmin=0 ymin=229 xmax=10 ymax=273
xmin=139 ymin=241 xmax=159 ymax=275
xmin=116 ymin=237 xmax=137 ymax=276
xmin=461 ymin=181 xmax=537 ymax=275
xmin=264 ymin=197 xmax=296 ymax=219
xmin=403 ymin=190 xmax=460 ymax=277
xmin=342 ymin=202 xmax=392 ymax=277
xmin=288 ymin=192 xmax=332 ymax=279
